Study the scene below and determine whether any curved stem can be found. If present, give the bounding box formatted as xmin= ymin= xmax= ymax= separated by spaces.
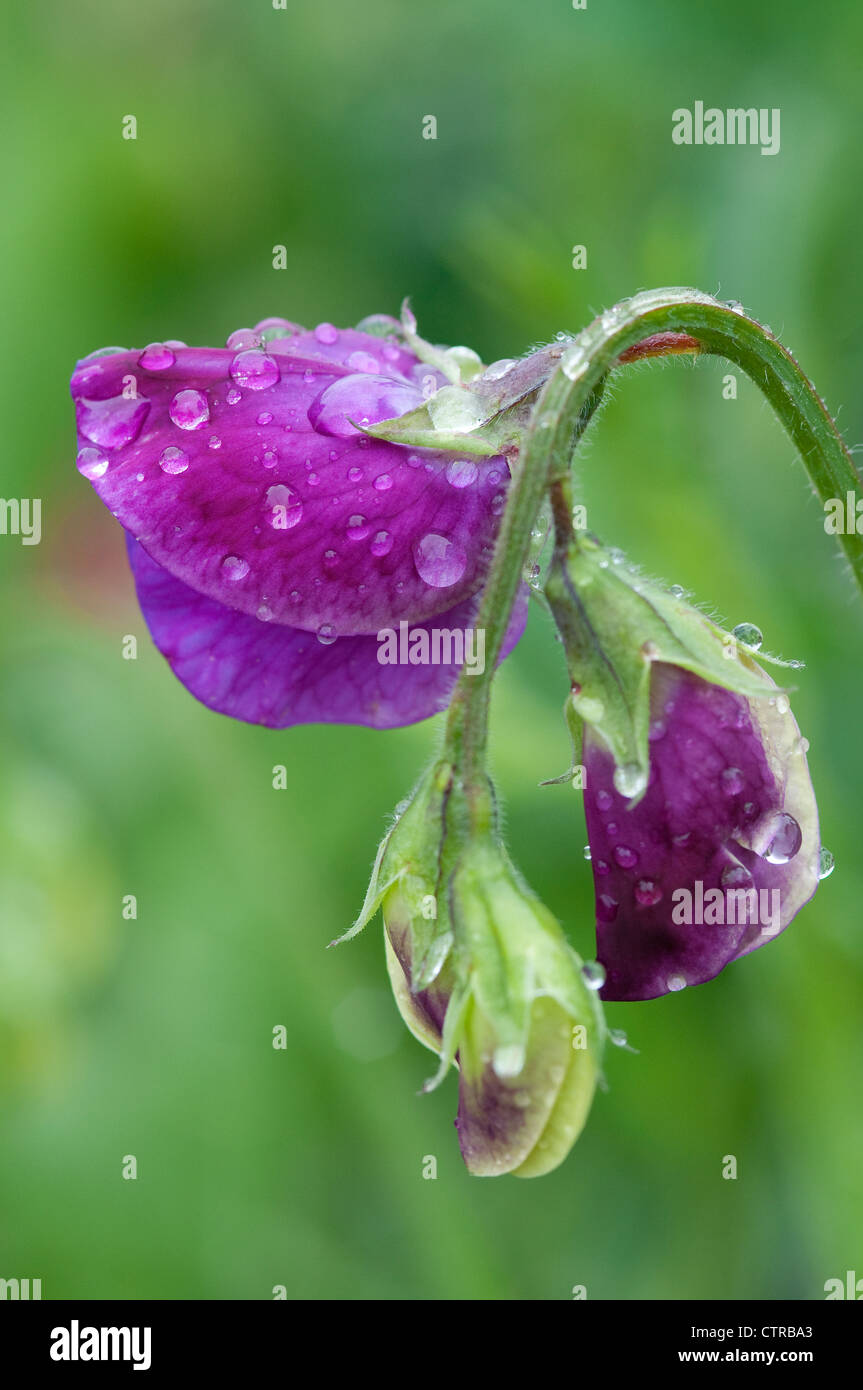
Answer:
xmin=444 ymin=287 xmax=863 ymax=810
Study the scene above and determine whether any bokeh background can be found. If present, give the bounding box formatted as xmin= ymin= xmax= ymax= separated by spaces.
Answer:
xmin=1 ymin=0 xmax=862 ymax=1300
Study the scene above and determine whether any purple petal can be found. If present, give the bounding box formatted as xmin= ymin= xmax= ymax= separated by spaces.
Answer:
xmin=71 ymin=327 xmax=508 ymax=636
xmin=127 ymin=537 xmax=528 ymax=729
xmin=586 ymin=665 xmax=820 ymax=1001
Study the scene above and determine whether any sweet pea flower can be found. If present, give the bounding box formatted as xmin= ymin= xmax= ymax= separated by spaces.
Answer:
xmin=70 ymin=316 xmax=524 ymax=728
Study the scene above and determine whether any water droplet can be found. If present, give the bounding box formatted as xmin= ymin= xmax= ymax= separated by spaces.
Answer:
xmin=256 ymin=603 xmax=274 ymax=622
xmin=818 ymin=847 xmax=835 ymax=879
xmin=561 ymin=345 xmax=587 ymax=380
xmin=307 ymin=472 xmax=319 ymax=486
xmin=733 ymin=621 xmax=763 ymax=650
xmin=262 ymin=449 xmax=278 ymax=468
xmin=371 ymin=530 xmax=393 ymax=557
xmin=581 ymin=960 xmax=606 ymax=990
xmin=265 ymin=484 xmax=303 ymax=530
xmin=347 ymin=514 xmax=370 ymax=541
xmin=445 ymin=459 xmax=479 ymax=488
xmin=77 ymin=394 xmax=149 ymax=448
xmin=761 ymin=811 xmax=802 ymax=864
xmin=208 ymin=435 xmax=222 ymax=450
xmin=407 ymin=454 xmax=422 ymax=468
xmin=634 ymin=878 xmax=662 ymax=906
xmin=596 ymin=895 xmax=618 ymax=924
xmin=492 ymin=1044 xmax=525 ymax=1078
xmin=583 ymin=844 xmax=592 ymax=861
xmin=346 ymin=350 xmax=380 ymax=373
xmin=649 ymin=718 xmax=667 ymax=742
xmin=426 ymin=385 xmax=486 ymax=433
xmin=323 ymin=549 xmax=339 ymax=568
xmin=490 ymin=491 xmax=506 ymax=516
xmin=613 ymin=763 xmax=647 ymax=798
xmin=775 ymin=694 xmax=790 ymax=715
xmin=159 ymin=445 xmax=188 ymax=475
xmin=669 ymin=584 xmax=685 ymax=598
xmin=721 ymin=863 xmax=753 ymax=889
xmin=76 ymin=447 xmax=109 ymax=480
xmin=309 ymin=374 xmax=423 ymax=439
xmin=483 ymin=357 xmax=516 ymax=381
xmin=667 ymin=974 xmax=687 ymax=992
xmin=725 ymin=299 xmax=745 ymax=315
xmin=373 ymin=473 xmax=393 ymax=492
xmin=226 ymin=387 xmax=242 ymax=405
xmin=721 ymin=766 xmax=745 ymax=796
xmin=221 ymin=555 xmax=249 ymax=582
xmin=257 ymin=411 xmax=273 ymax=425
xmin=314 ymin=322 xmax=339 ymax=345
xmin=596 ymin=789 xmax=613 ymax=812
xmin=169 ymin=388 xmax=209 ymax=430
xmin=226 ymin=328 xmax=260 ymax=351
xmin=317 ymin=623 xmax=337 ymax=645
xmin=413 ymin=533 xmax=467 ymax=588
xmin=613 ymin=845 xmax=639 ymax=870
xmin=138 ymin=343 xmax=176 ymax=371
xmin=229 ymin=349 xmax=280 ymax=391
xmin=608 ymin=1028 xmax=629 ymax=1048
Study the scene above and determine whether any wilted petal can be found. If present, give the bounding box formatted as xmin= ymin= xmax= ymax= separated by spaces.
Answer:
xmin=127 ymin=537 xmax=527 ymax=729
xmin=586 ymin=664 xmax=820 ymax=1001
xmin=71 ymin=328 xmax=509 ymax=636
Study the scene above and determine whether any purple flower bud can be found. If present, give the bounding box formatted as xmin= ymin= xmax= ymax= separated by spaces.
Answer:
xmin=586 ymin=663 xmax=819 ymax=1000
xmin=71 ymin=319 xmax=524 ymax=728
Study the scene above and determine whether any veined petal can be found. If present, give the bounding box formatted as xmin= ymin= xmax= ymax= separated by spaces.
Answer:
xmin=127 ymin=537 xmax=527 ymax=730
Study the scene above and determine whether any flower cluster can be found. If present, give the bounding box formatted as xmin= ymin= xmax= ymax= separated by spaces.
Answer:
xmin=71 ymin=299 xmax=833 ymax=1178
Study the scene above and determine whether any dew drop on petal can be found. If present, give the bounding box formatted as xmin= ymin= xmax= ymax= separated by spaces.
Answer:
xmin=265 ymin=484 xmax=303 ymax=530
xmin=762 ymin=811 xmax=802 ymax=864
xmin=159 ymin=445 xmax=188 ymax=475
xmin=314 ymin=322 xmax=339 ymax=345
xmin=226 ymin=328 xmax=260 ymax=351
xmin=446 ymin=458 xmax=479 ymax=489
xmin=370 ymin=530 xmax=393 ymax=557
xmin=413 ymin=533 xmax=467 ymax=588
xmin=76 ymin=447 xmax=109 ymax=480
xmin=257 ymin=603 xmax=274 ymax=622
xmin=317 ymin=623 xmax=337 ymax=645
xmin=732 ymin=621 xmax=763 ymax=650
xmin=818 ymin=847 xmax=835 ymax=879
xmin=346 ymin=350 xmax=380 ymax=373
xmin=578 ymin=956 xmax=605 ymax=989
xmin=226 ymin=387 xmax=242 ymax=405
xmin=229 ymin=349 xmax=280 ymax=391
xmin=634 ymin=878 xmax=662 ymax=906
xmin=721 ymin=863 xmax=754 ymax=889
xmin=596 ymin=788 xmax=613 ymax=812
xmin=346 ymin=514 xmax=370 ymax=541
xmin=596 ymin=895 xmax=618 ymax=924
xmin=426 ymin=385 xmax=486 ymax=433
xmin=221 ymin=555 xmax=250 ymax=582
xmin=613 ymin=845 xmax=638 ymax=870
xmin=373 ymin=473 xmax=393 ymax=492
xmin=721 ymin=766 xmax=745 ymax=796
xmin=77 ymin=394 xmax=149 ymax=448
xmin=208 ymin=436 xmax=222 ymax=450
xmin=169 ymin=388 xmax=210 ymax=430
xmin=138 ymin=343 xmax=176 ymax=371
xmin=257 ymin=411 xmax=273 ymax=426
xmin=667 ymin=974 xmax=687 ymax=992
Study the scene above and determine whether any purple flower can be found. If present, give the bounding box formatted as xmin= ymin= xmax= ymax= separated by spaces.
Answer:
xmin=71 ymin=318 xmax=524 ymax=728
xmin=586 ymin=664 xmax=819 ymax=1001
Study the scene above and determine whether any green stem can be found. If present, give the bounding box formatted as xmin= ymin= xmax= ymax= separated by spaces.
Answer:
xmin=444 ymin=287 xmax=863 ymax=810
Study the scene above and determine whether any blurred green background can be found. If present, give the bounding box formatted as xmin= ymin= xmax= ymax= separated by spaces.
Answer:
xmin=1 ymin=0 xmax=862 ymax=1300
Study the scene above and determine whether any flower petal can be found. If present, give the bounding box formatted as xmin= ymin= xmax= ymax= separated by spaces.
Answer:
xmin=71 ymin=328 xmax=509 ymax=636
xmin=127 ymin=536 xmax=528 ymax=729
xmin=586 ymin=665 xmax=820 ymax=1000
